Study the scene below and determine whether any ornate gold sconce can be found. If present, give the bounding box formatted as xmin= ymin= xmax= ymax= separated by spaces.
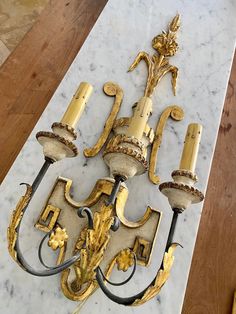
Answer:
xmin=7 ymin=15 xmax=204 ymax=307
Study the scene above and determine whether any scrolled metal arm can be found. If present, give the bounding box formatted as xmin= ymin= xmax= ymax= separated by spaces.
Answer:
xmin=96 ymin=210 xmax=181 ymax=306
xmin=8 ymin=160 xmax=94 ymax=277
xmin=8 ymin=160 xmax=124 ymax=278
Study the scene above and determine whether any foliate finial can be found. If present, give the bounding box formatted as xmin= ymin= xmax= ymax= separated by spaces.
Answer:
xmin=169 ymin=14 xmax=180 ymax=32
xmin=152 ymin=14 xmax=180 ymax=57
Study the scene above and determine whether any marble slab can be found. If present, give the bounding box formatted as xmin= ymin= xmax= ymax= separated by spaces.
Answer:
xmin=0 ymin=0 xmax=236 ymax=313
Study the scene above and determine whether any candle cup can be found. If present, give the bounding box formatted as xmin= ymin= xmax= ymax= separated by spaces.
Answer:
xmin=179 ymin=123 xmax=202 ymax=173
xmin=126 ymin=96 xmax=152 ymax=140
xmin=160 ymin=123 xmax=204 ymax=212
xmin=60 ymin=82 xmax=93 ymax=129
xmin=36 ymin=82 xmax=93 ymax=162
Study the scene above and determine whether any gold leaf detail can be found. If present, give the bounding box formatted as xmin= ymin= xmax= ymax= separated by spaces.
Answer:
xmin=72 ymin=204 xmax=114 ymax=289
xmin=169 ymin=14 xmax=180 ymax=32
xmin=7 ymin=184 xmax=32 ymax=264
xmin=132 ymin=243 xmax=179 ymax=306
xmin=152 ymin=33 xmax=178 ymax=57
xmin=128 ymin=14 xmax=180 ymax=97
xmin=149 ymin=105 xmax=184 ymax=184
xmin=83 ymin=82 xmax=123 ymax=158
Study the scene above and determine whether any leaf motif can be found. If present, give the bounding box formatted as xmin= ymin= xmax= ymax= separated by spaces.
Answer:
xmin=169 ymin=14 xmax=180 ymax=32
xmin=73 ymin=203 xmax=114 ymax=286
xmin=7 ymin=184 xmax=32 ymax=262
xmin=132 ymin=243 xmax=180 ymax=306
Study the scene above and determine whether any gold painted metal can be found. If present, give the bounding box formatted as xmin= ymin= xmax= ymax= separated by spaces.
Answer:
xmin=101 ymin=243 xmax=180 ymax=306
xmin=133 ymin=237 xmax=151 ymax=266
xmin=62 ymin=177 xmax=128 ymax=210
xmin=232 ymin=291 xmax=236 ymax=314
xmin=116 ymin=204 xmax=158 ymax=229
xmin=33 ymin=176 xmax=161 ymax=301
xmin=35 ymin=177 xmax=127 ymax=301
xmin=8 ymin=14 xmax=185 ymax=307
xmin=84 ymin=82 xmax=123 ymax=157
xmin=7 ymin=184 xmax=32 ymax=268
xmin=72 ymin=204 xmax=114 ymax=287
xmin=35 ymin=204 xmax=61 ymax=233
xmin=116 ymin=248 xmax=135 ymax=271
xmin=59 ymin=179 xmax=129 ymax=301
xmin=128 ymin=14 xmax=180 ymax=97
xmin=179 ymin=123 xmax=202 ymax=173
xmin=149 ymin=105 xmax=184 ymax=184
xmin=7 ymin=178 xmax=172 ymax=306
xmin=61 ymin=82 xmax=93 ymax=128
xmin=124 ymin=14 xmax=180 ymax=147
xmin=83 ymin=15 xmax=183 ymax=184
xmin=48 ymin=226 xmax=68 ymax=250
xmin=132 ymin=243 xmax=179 ymax=306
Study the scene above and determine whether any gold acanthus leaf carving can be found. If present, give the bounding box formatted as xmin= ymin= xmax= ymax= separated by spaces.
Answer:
xmin=7 ymin=184 xmax=32 ymax=265
xmin=72 ymin=204 xmax=114 ymax=289
xmin=132 ymin=243 xmax=179 ymax=306
xmin=128 ymin=14 xmax=180 ymax=97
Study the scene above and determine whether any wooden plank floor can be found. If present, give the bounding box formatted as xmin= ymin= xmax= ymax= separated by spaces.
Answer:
xmin=182 ymin=53 xmax=236 ymax=313
xmin=0 ymin=1 xmax=235 ymax=313
xmin=0 ymin=0 xmax=108 ymax=182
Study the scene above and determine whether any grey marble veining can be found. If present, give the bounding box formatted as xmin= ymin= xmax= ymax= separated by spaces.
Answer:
xmin=0 ymin=0 xmax=235 ymax=313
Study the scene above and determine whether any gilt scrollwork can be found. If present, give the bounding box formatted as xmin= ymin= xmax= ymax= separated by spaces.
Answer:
xmin=7 ymin=184 xmax=32 ymax=267
xmin=100 ymin=243 xmax=180 ymax=306
xmin=84 ymin=82 xmax=123 ymax=158
xmin=51 ymin=202 xmax=117 ymax=301
xmin=149 ymin=105 xmax=184 ymax=184
xmin=132 ymin=243 xmax=179 ymax=306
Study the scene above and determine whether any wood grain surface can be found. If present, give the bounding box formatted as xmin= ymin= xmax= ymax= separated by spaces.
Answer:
xmin=182 ymin=52 xmax=236 ymax=314
xmin=0 ymin=0 xmax=108 ymax=183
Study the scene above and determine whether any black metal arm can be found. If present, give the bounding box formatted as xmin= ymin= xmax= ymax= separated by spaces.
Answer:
xmin=13 ymin=160 xmax=94 ymax=277
xmin=95 ymin=210 xmax=180 ymax=305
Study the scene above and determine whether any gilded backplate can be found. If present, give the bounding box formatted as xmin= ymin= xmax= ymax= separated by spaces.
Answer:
xmin=34 ymin=177 xmax=162 ymax=301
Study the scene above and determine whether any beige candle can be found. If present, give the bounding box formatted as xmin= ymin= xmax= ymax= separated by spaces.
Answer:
xmin=126 ymin=96 xmax=152 ymax=140
xmin=179 ymin=123 xmax=202 ymax=173
xmin=61 ymin=82 xmax=93 ymax=128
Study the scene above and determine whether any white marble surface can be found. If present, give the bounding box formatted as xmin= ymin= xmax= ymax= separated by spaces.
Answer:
xmin=0 ymin=0 xmax=236 ymax=313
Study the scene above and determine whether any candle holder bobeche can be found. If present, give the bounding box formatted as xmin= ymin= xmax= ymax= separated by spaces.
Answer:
xmin=160 ymin=169 xmax=204 ymax=213
xmin=36 ymin=122 xmax=78 ymax=162
xmin=7 ymin=15 xmax=204 ymax=308
xmin=160 ymin=123 xmax=204 ymax=212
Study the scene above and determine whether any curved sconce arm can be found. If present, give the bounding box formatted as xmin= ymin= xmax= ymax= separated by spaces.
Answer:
xmin=96 ymin=210 xmax=181 ymax=306
xmin=84 ymin=82 xmax=123 ymax=158
xmin=149 ymin=105 xmax=184 ymax=185
xmin=8 ymin=81 xmax=94 ymax=277
xmin=7 ymin=160 xmax=93 ymax=277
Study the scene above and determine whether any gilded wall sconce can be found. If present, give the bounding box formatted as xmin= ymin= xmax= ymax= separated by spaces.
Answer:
xmin=7 ymin=15 xmax=204 ymax=307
